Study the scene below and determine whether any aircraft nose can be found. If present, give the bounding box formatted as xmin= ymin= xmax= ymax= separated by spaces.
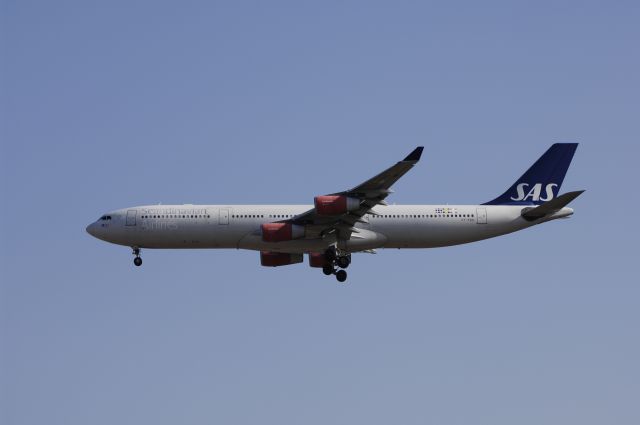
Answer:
xmin=86 ymin=222 xmax=98 ymax=237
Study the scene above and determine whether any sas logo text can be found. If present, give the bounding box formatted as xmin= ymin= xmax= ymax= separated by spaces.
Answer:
xmin=511 ymin=183 xmax=557 ymax=202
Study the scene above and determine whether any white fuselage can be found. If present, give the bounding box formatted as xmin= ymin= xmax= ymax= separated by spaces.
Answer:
xmin=86 ymin=204 xmax=573 ymax=253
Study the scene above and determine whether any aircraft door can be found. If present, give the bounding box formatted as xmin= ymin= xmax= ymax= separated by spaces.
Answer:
xmin=219 ymin=208 xmax=229 ymax=225
xmin=126 ymin=209 xmax=137 ymax=226
xmin=476 ymin=207 xmax=487 ymax=224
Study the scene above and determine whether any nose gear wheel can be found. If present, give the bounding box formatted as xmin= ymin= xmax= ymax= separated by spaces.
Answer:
xmin=132 ymin=247 xmax=142 ymax=267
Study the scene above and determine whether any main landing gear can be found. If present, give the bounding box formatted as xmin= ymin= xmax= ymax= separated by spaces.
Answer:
xmin=323 ymin=247 xmax=351 ymax=283
xmin=132 ymin=247 xmax=142 ymax=267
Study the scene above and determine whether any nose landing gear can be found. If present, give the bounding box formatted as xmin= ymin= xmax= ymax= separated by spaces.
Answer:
xmin=132 ymin=247 xmax=142 ymax=267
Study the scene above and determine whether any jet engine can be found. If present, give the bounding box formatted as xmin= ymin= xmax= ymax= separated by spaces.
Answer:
xmin=260 ymin=252 xmax=304 ymax=267
xmin=261 ymin=223 xmax=305 ymax=242
xmin=308 ymin=252 xmax=330 ymax=268
xmin=314 ymin=195 xmax=360 ymax=215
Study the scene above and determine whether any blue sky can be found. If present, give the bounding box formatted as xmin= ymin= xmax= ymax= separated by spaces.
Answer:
xmin=2 ymin=1 xmax=638 ymax=424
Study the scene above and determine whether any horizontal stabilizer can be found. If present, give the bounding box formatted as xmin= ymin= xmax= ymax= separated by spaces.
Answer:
xmin=521 ymin=190 xmax=585 ymax=221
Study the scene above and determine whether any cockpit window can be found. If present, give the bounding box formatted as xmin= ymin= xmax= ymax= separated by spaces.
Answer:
xmin=99 ymin=215 xmax=112 ymax=221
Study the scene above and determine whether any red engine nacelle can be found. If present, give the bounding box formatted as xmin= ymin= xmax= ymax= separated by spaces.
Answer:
xmin=314 ymin=195 xmax=360 ymax=215
xmin=308 ymin=252 xmax=329 ymax=268
xmin=260 ymin=252 xmax=304 ymax=267
xmin=261 ymin=223 xmax=305 ymax=242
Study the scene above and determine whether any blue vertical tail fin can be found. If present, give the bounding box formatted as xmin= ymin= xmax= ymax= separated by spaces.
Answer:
xmin=484 ymin=143 xmax=578 ymax=205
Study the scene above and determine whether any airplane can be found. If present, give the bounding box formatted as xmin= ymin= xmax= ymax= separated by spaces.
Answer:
xmin=86 ymin=143 xmax=583 ymax=282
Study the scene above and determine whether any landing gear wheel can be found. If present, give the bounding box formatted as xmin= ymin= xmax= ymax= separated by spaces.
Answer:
xmin=335 ymin=269 xmax=347 ymax=283
xmin=336 ymin=256 xmax=351 ymax=269
xmin=322 ymin=265 xmax=334 ymax=275
xmin=132 ymin=247 xmax=142 ymax=266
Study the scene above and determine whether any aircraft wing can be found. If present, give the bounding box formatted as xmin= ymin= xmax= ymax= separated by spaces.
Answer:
xmin=284 ymin=147 xmax=424 ymax=239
